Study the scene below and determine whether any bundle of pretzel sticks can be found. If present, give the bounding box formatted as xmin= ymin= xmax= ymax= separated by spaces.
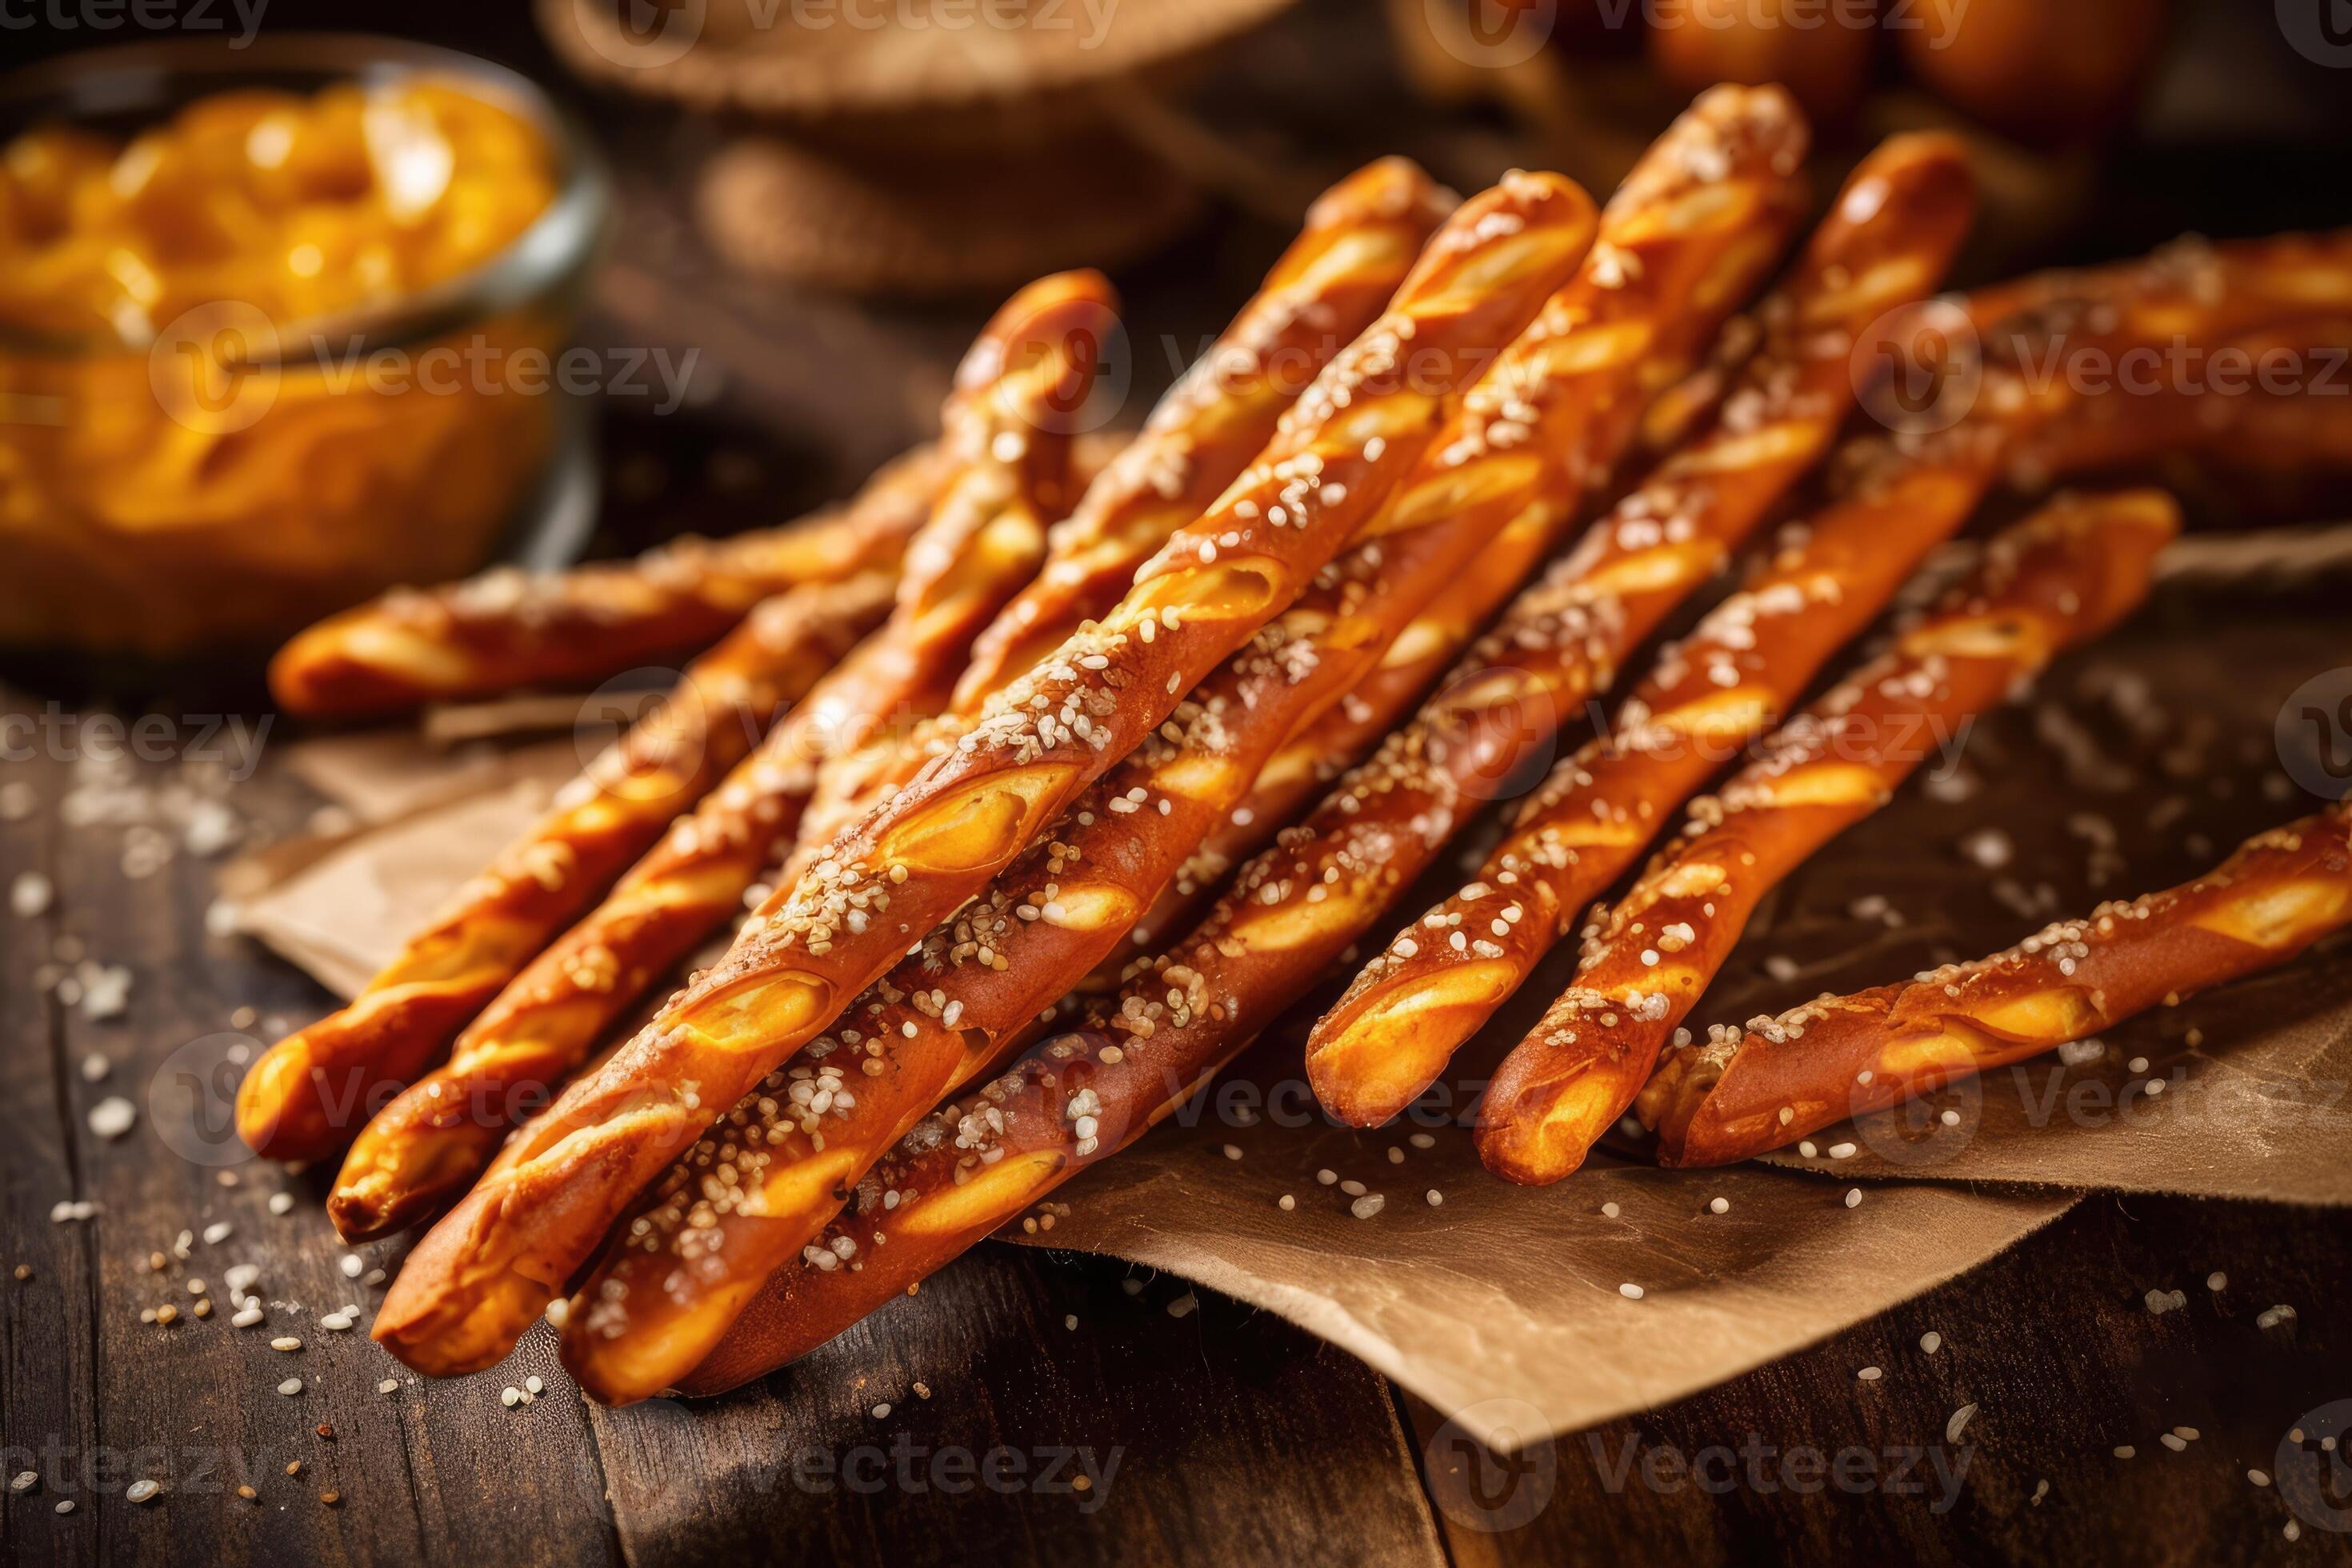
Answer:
xmin=236 ymin=85 xmax=2352 ymax=1402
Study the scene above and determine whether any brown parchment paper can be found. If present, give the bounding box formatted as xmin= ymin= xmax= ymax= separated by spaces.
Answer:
xmin=222 ymin=528 xmax=2350 ymax=1444
xmin=232 ymin=741 xmax=580 ymax=998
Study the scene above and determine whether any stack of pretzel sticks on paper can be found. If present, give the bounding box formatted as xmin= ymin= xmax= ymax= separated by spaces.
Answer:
xmin=664 ymin=490 xmax=2170 ymax=1394
xmin=227 ymin=87 xmax=2348 ymax=1393
xmin=550 ymin=89 xmax=1827 ymax=1402
xmin=1302 ymin=234 xmax=2352 ymax=1150
xmin=318 ymin=159 xmax=1454 ymax=1240
xmin=239 ymin=269 xmax=1117 ymax=1164
xmin=366 ymin=86 xmax=1651 ymax=1376
xmin=571 ymin=117 xmax=1981 ymax=1398
xmin=678 ymin=262 xmax=2352 ymax=1389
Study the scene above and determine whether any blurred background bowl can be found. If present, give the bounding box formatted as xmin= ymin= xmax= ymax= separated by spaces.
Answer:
xmin=0 ymin=34 xmax=610 ymax=655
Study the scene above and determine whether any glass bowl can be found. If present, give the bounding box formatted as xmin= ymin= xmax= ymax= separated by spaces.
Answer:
xmin=0 ymin=34 xmax=610 ymax=654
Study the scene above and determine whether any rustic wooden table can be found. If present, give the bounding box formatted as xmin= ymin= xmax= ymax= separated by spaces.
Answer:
xmin=5 ymin=718 xmax=2347 ymax=1568
xmin=8 ymin=3 xmax=2352 ymax=1562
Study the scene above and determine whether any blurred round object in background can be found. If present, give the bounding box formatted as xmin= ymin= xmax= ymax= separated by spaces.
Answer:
xmin=1646 ymin=0 xmax=1881 ymax=125
xmin=539 ymin=0 xmax=1295 ymax=142
xmin=0 ymin=36 xmax=606 ymax=654
xmin=1895 ymin=0 xmax=2167 ymax=144
xmin=541 ymin=0 xmax=1295 ymax=294
xmin=696 ymin=131 xmax=1199 ymax=298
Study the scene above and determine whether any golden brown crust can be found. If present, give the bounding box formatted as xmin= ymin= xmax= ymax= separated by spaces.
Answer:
xmin=266 ymin=442 xmax=950 ymax=721
xmin=1650 ymin=800 xmax=2352 ymax=1166
xmin=1474 ymin=490 xmax=2180 ymax=1184
xmin=1080 ymin=543 xmax=1542 ymax=997
xmin=559 ymin=91 xmax=1810 ymax=1405
xmin=371 ymin=165 xmax=1610 ymax=1378
xmin=957 ymin=160 xmax=1458 ymax=710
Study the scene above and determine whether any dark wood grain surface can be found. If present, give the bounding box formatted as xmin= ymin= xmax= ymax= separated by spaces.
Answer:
xmin=8 ymin=2 xmax=2352 ymax=1563
xmin=3 ymin=717 xmax=2345 ymax=1567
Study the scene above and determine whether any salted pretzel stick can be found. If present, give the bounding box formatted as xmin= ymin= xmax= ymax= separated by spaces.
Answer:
xmin=1475 ymin=489 xmax=2180 ymax=1183
xmin=1646 ymin=799 xmax=2352 ymax=1165
xmin=1302 ymin=245 xmax=2352 ymax=1129
xmin=374 ymin=165 xmax=1608 ymax=1378
xmin=795 ymin=160 xmax=1458 ymax=844
xmin=267 ymin=442 xmax=950 ymax=721
xmin=2004 ymin=316 xmax=2352 ymax=485
xmin=316 ymin=272 xmax=1118 ymax=1233
xmin=239 ymin=272 xmax=1112 ymax=1166
xmin=557 ymin=93 xmax=1806 ymax=1405
xmin=1953 ymin=231 xmax=2352 ymax=346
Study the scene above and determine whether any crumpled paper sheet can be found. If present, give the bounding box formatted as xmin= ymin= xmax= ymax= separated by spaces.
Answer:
xmin=234 ymin=738 xmax=579 ymax=999
xmin=998 ymin=1052 xmax=2081 ymax=1449
xmin=224 ymin=530 xmax=2350 ymax=1444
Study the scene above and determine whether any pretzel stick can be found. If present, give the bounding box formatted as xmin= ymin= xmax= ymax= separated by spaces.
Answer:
xmin=371 ymin=164 xmax=1607 ymax=1378
xmin=1952 ymin=232 xmax=2352 ymax=346
xmin=267 ymin=442 xmax=950 ymax=721
xmin=1475 ymin=489 xmax=2179 ymax=1183
xmin=2003 ymin=317 xmax=2352 ymax=485
xmin=316 ymin=272 xmax=1117 ymax=1234
xmin=1646 ymin=798 xmax=2352 ymax=1164
xmin=794 ymin=160 xmax=1459 ymax=846
xmin=555 ymin=91 xmax=1805 ymax=1405
xmin=1302 ymin=242 xmax=2352 ymax=1128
